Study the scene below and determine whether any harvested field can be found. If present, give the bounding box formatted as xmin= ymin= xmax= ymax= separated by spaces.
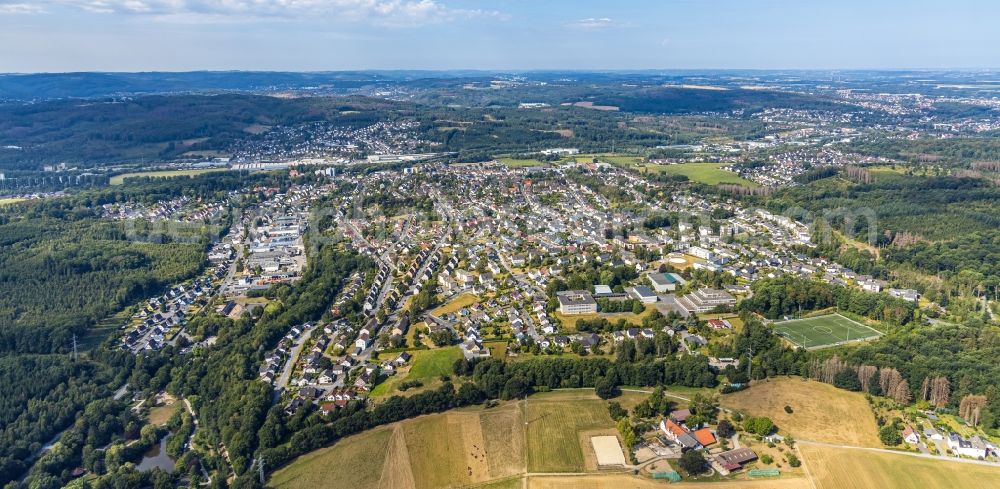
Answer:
xmin=799 ymin=443 xmax=1000 ymax=489
xmin=527 ymin=474 xmax=810 ymax=489
xmin=722 ymin=377 xmax=881 ymax=447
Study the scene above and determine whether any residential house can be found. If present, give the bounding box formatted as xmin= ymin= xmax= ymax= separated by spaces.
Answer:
xmin=948 ymin=433 xmax=988 ymax=458
xmin=318 ymin=370 xmax=337 ymax=384
xmin=888 ymin=288 xmax=920 ymax=302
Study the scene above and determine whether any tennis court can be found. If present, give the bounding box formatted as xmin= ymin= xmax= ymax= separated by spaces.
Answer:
xmin=772 ymin=313 xmax=882 ymax=350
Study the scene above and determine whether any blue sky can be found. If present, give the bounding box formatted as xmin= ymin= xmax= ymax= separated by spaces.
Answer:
xmin=1 ymin=0 xmax=998 ymax=72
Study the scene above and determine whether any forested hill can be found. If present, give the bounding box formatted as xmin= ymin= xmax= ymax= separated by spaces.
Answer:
xmin=0 ymin=87 xmax=843 ymax=171
xmin=0 ymin=94 xmax=402 ymax=170
xmin=0 ymin=72 xmax=393 ymax=99
xmin=0 ymin=216 xmax=206 ymax=354
xmin=0 ymin=172 xmax=290 ymax=353
xmin=759 ymin=171 xmax=1000 ymax=318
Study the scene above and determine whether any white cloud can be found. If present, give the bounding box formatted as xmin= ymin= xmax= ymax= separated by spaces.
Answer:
xmin=568 ymin=17 xmax=620 ymax=30
xmin=0 ymin=2 xmax=46 ymax=14
xmin=26 ymin=0 xmax=500 ymax=25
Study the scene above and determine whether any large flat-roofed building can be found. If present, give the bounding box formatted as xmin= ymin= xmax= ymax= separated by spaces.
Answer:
xmin=648 ymin=272 xmax=686 ymax=293
xmin=593 ymin=284 xmax=613 ymax=296
xmin=627 ymin=285 xmax=659 ymax=304
xmin=557 ymin=290 xmax=598 ymax=315
xmin=675 ymin=287 xmax=736 ymax=314
xmin=688 ymin=246 xmax=715 ymax=261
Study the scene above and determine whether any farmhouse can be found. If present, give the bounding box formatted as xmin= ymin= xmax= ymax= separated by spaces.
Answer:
xmin=659 ymin=418 xmax=702 ymax=450
xmin=669 ymin=409 xmax=691 ymax=424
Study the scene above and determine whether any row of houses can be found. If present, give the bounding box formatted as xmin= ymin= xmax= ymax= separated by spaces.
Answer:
xmin=122 ymin=276 xmax=217 ymax=352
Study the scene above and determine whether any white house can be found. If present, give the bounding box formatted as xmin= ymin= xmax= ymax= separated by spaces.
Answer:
xmin=948 ymin=433 xmax=987 ymax=458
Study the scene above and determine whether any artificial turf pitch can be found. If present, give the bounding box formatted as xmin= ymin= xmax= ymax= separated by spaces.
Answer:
xmin=772 ymin=314 xmax=882 ymax=349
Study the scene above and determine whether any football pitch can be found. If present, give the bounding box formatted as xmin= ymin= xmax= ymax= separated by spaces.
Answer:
xmin=773 ymin=314 xmax=882 ymax=350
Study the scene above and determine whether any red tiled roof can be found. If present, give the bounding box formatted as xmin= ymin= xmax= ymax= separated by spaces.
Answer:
xmin=694 ymin=428 xmax=716 ymax=446
xmin=663 ymin=419 xmax=687 ymax=437
xmin=708 ymin=319 xmax=727 ymax=328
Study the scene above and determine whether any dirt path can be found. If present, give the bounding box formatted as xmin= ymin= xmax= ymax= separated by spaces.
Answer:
xmin=377 ymin=425 xmax=416 ymax=489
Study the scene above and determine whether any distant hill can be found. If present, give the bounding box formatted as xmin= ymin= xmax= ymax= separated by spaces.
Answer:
xmin=0 ymin=71 xmax=465 ymax=100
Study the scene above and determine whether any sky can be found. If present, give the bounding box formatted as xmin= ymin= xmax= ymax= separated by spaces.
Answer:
xmin=1 ymin=0 xmax=999 ymax=72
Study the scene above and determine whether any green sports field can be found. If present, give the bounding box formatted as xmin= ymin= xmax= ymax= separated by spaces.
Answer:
xmin=772 ymin=314 xmax=882 ymax=350
xmin=644 ymin=162 xmax=758 ymax=187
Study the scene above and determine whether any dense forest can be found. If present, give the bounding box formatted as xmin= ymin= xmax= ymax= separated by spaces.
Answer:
xmin=763 ymin=172 xmax=1000 ymax=305
xmin=0 ymin=355 xmax=122 ymax=484
xmin=0 ymin=217 xmax=205 ymax=354
xmin=0 ymin=174 xmax=287 ymax=487
xmin=846 ymin=136 xmax=1000 ymax=165
xmin=767 ymin=173 xmax=1000 ymax=242
xmin=742 ymin=275 xmax=917 ymax=326
xmin=813 ymin=318 xmax=1000 ymax=431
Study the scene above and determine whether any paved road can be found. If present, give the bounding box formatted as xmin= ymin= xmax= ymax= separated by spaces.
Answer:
xmin=218 ymin=215 xmax=248 ymax=297
xmin=275 ymin=323 xmax=319 ymax=391
xmin=520 ymin=309 xmax=541 ymax=342
xmin=497 ymin=247 xmax=544 ymax=296
xmin=219 ymin=245 xmax=245 ymax=296
xmin=343 ymin=217 xmax=390 ymax=268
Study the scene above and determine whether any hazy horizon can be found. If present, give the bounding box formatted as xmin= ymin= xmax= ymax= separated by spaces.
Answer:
xmin=3 ymin=68 xmax=1000 ymax=75
xmin=3 ymin=0 xmax=1000 ymax=72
